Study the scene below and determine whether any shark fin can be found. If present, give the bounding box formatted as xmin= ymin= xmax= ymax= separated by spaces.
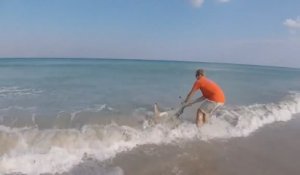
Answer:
xmin=154 ymin=103 xmax=160 ymax=118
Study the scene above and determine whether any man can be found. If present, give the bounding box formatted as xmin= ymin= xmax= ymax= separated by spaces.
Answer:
xmin=180 ymin=69 xmax=225 ymax=127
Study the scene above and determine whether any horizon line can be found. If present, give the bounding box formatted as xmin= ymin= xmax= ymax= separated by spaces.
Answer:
xmin=0 ymin=57 xmax=299 ymax=70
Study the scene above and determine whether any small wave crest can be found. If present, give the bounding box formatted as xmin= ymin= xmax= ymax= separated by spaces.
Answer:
xmin=199 ymin=92 xmax=300 ymax=139
xmin=0 ymin=86 xmax=42 ymax=97
xmin=0 ymin=92 xmax=299 ymax=175
xmin=0 ymin=104 xmax=118 ymax=129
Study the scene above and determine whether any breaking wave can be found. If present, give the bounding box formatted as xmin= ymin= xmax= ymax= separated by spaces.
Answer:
xmin=0 ymin=92 xmax=299 ymax=175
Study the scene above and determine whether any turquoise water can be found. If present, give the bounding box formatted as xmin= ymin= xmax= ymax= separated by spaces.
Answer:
xmin=0 ymin=58 xmax=300 ymax=175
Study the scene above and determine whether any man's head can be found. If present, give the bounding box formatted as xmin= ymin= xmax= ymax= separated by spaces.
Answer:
xmin=195 ymin=69 xmax=204 ymax=79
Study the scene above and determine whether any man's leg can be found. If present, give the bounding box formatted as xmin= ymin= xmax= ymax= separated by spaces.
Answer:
xmin=196 ymin=108 xmax=206 ymax=127
xmin=203 ymin=113 xmax=209 ymax=123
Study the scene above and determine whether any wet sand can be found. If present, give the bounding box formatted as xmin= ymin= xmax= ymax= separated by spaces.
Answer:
xmin=109 ymin=114 xmax=300 ymax=175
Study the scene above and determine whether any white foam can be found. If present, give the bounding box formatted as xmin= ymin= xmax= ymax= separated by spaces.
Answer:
xmin=0 ymin=106 xmax=36 ymax=112
xmin=70 ymin=104 xmax=117 ymax=121
xmin=199 ymin=92 xmax=300 ymax=139
xmin=0 ymin=93 xmax=299 ymax=175
xmin=0 ymin=86 xmax=42 ymax=97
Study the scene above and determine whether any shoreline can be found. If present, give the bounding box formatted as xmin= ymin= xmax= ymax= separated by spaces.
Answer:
xmin=107 ymin=114 xmax=300 ymax=175
xmin=4 ymin=114 xmax=300 ymax=175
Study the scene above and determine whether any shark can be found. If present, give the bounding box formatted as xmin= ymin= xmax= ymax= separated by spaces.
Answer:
xmin=146 ymin=103 xmax=185 ymax=127
xmin=150 ymin=97 xmax=203 ymax=126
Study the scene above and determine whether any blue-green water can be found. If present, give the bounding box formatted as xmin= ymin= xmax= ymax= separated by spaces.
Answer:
xmin=1 ymin=58 xmax=299 ymax=118
xmin=0 ymin=58 xmax=300 ymax=175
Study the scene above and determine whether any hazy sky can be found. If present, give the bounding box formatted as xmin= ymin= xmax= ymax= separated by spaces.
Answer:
xmin=0 ymin=0 xmax=300 ymax=67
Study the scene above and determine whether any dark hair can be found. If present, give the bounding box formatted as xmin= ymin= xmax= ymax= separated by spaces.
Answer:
xmin=195 ymin=69 xmax=205 ymax=77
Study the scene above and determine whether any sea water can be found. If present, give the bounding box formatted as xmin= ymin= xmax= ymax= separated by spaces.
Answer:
xmin=0 ymin=58 xmax=300 ymax=175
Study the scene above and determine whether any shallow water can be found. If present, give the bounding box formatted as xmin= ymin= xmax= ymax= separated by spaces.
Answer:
xmin=0 ymin=58 xmax=300 ymax=175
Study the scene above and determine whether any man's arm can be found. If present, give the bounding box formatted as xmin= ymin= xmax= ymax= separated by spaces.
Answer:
xmin=183 ymin=88 xmax=197 ymax=105
xmin=175 ymin=87 xmax=200 ymax=117
xmin=188 ymin=96 xmax=205 ymax=106
xmin=174 ymin=90 xmax=195 ymax=118
xmin=182 ymin=79 xmax=202 ymax=108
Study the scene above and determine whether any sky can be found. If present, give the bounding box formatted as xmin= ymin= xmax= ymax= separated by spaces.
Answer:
xmin=0 ymin=0 xmax=300 ymax=67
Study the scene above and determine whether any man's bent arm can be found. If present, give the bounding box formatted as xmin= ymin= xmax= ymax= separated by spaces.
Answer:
xmin=184 ymin=88 xmax=197 ymax=104
xmin=189 ymin=96 xmax=205 ymax=106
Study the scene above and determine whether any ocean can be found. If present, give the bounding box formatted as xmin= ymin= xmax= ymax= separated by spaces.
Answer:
xmin=0 ymin=58 xmax=300 ymax=175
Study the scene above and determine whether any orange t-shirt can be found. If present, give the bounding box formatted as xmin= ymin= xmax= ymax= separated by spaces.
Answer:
xmin=192 ymin=76 xmax=225 ymax=103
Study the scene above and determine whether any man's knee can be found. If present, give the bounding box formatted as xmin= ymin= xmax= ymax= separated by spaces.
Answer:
xmin=197 ymin=108 xmax=204 ymax=114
